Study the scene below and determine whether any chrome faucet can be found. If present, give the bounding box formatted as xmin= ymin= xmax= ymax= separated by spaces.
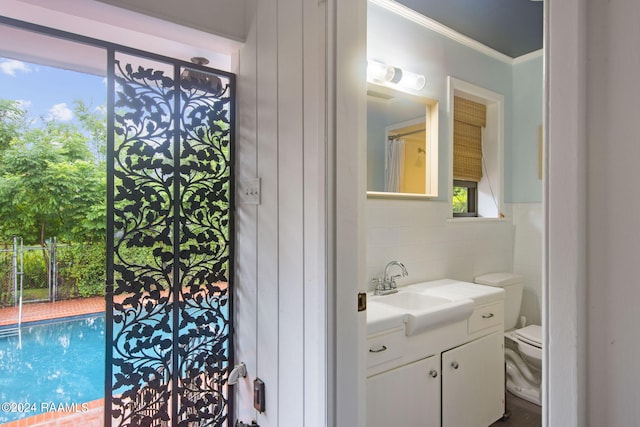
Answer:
xmin=374 ymin=261 xmax=408 ymax=295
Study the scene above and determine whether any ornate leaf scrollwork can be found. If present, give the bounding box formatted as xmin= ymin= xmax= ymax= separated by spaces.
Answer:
xmin=110 ymin=56 xmax=232 ymax=426
xmin=176 ymin=68 xmax=232 ymax=427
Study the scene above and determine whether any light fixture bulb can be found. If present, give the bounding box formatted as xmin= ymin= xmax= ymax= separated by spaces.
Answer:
xmin=367 ymin=59 xmax=426 ymax=91
xmin=398 ymin=69 xmax=426 ymax=91
xmin=367 ymin=60 xmax=396 ymax=84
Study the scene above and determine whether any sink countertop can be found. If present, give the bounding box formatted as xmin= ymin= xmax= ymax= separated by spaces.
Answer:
xmin=366 ymin=279 xmax=504 ymax=336
xmin=407 ymin=278 xmax=505 ymax=306
xmin=366 ymin=299 xmax=407 ymax=336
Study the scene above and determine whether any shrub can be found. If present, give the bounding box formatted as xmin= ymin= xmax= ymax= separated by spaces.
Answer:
xmin=22 ymin=250 xmax=47 ymax=290
xmin=57 ymin=241 xmax=106 ymax=298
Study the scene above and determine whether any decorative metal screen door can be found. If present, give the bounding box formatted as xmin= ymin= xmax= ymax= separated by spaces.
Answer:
xmin=106 ymin=48 xmax=234 ymax=427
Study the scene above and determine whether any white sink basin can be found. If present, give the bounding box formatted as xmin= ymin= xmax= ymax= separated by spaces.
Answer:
xmin=372 ymin=292 xmax=451 ymax=311
xmin=370 ymin=290 xmax=474 ymax=336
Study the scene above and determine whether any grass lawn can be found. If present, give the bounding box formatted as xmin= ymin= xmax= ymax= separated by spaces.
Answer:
xmin=22 ymin=287 xmax=49 ymax=301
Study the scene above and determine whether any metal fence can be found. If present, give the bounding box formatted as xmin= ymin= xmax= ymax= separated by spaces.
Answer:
xmin=0 ymin=237 xmax=80 ymax=307
xmin=0 ymin=237 xmax=22 ymax=307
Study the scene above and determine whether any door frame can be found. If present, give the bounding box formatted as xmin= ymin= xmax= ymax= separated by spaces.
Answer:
xmin=0 ymin=16 xmax=238 ymax=426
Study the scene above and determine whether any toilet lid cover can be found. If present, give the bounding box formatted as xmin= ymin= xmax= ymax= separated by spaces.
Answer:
xmin=516 ymin=325 xmax=542 ymax=348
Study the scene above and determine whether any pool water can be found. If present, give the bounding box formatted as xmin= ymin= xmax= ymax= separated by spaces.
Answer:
xmin=0 ymin=315 xmax=105 ymax=423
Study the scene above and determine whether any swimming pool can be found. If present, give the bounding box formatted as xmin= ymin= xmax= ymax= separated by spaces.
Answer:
xmin=0 ymin=314 xmax=105 ymax=423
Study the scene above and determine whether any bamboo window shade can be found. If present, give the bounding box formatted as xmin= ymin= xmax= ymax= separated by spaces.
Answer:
xmin=454 ymin=96 xmax=486 ymax=182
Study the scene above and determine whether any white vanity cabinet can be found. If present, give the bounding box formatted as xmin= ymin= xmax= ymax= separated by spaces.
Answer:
xmin=442 ymin=331 xmax=505 ymax=427
xmin=366 ymin=280 xmax=506 ymax=427
xmin=367 ymin=355 xmax=441 ymax=427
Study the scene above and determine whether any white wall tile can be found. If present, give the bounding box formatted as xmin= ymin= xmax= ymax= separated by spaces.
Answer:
xmin=367 ymin=201 xmax=542 ymax=326
xmin=366 ymin=199 xmax=515 ymax=290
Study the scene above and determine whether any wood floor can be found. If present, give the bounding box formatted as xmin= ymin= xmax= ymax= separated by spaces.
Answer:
xmin=491 ymin=392 xmax=541 ymax=427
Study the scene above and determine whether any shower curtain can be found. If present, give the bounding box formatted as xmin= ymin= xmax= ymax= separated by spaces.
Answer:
xmin=385 ymin=138 xmax=406 ymax=192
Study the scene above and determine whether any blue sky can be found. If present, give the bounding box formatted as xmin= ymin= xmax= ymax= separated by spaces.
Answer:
xmin=0 ymin=57 xmax=106 ymax=125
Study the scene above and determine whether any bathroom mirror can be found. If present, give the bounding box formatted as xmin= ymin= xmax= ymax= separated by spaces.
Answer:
xmin=366 ymin=83 xmax=439 ymax=198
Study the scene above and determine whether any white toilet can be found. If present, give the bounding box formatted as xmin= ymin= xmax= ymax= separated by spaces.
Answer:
xmin=474 ymin=272 xmax=542 ymax=406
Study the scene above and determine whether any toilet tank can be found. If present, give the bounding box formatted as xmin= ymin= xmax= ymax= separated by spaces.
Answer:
xmin=474 ymin=272 xmax=524 ymax=330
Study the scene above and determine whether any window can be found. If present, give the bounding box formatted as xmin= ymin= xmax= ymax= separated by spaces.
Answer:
xmin=453 ymin=96 xmax=485 ymax=217
xmin=448 ymin=77 xmax=504 ymax=219
xmin=453 ymin=179 xmax=477 ymax=216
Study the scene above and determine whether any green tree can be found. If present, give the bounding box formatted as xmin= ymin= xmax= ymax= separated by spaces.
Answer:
xmin=0 ymin=99 xmax=27 ymax=154
xmin=0 ymin=124 xmax=104 ymax=245
xmin=0 ymin=101 xmax=106 ymax=246
xmin=452 ymin=186 xmax=468 ymax=213
xmin=74 ymin=100 xmax=107 ymax=164
xmin=0 ymin=100 xmax=107 ymax=299
xmin=0 ymin=99 xmax=106 ymax=296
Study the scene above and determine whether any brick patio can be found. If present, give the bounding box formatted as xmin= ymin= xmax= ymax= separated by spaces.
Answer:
xmin=0 ymin=296 xmax=106 ymax=327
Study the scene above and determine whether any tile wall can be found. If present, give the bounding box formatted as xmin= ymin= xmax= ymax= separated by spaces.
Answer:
xmin=366 ymin=199 xmax=515 ymax=291
xmin=365 ymin=199 xmax=543 ymax=327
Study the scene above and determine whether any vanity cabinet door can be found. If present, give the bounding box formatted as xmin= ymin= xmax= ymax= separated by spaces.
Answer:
xmin=442 ymin=331 xmax=505 ymax=427
xmin=366 ymin=354 xmax=440 ymax=427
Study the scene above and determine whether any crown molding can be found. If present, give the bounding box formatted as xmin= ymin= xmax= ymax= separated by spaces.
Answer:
xmin=370 ymin=0 xmax=541 ymax=65
xmin=512 ymin=49 xmax=544 ymax=65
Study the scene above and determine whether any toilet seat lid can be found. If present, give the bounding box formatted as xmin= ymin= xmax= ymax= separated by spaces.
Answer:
xmin=516 ymin=325 xmax=542 ymax=348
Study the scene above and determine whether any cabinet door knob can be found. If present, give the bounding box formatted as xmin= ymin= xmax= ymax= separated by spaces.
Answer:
xmin=429 ymin=369 xmax=438 ymax=378
xmin=451 ymin=361 xmax=459 ymax=370
xmin=369 ymin=345 xmax=387 ymax=353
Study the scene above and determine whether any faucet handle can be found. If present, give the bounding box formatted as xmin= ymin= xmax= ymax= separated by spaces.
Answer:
xmin=389 ymin=274 xmax=403 ymax=288
xmin=372 ymin=277 xmax=390 ymax=295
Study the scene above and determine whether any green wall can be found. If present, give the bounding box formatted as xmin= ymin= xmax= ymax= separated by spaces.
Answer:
xmin=367 ymin=2 xmax=543 ymax=202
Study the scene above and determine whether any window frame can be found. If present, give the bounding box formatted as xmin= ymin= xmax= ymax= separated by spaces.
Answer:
xmin=453 ymin=179 xmax=478 ymax=217
xmin=447 ymin=77 xmax=505 ymax=219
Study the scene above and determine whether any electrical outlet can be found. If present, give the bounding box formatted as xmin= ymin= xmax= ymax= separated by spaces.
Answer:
xmin=239 ymin=178 xmax=261 ymax=205
xmin=254 ymin=378 xmax=265 ymax=413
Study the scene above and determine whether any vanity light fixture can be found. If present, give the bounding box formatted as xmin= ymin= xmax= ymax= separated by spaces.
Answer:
xmin=367 ymin=59 xmax=426 ymax=91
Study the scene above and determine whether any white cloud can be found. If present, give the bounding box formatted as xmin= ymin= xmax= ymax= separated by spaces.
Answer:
xmin=0 ymin=59 xmax=31 ymax=77
xmin=48 ymin=103 xmax=74 ymax=122
xmin=15 ymin=99 xmax=32 ymax=110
